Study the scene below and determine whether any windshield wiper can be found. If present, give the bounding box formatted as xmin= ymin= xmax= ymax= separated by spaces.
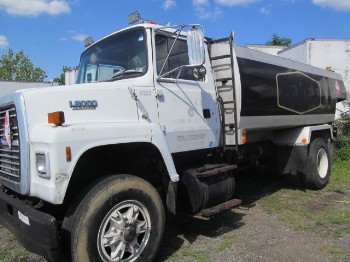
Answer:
xmin=103 ymin=69 xmax=144 ymax=82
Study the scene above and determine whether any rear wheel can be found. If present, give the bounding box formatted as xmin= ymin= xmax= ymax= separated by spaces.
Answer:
xmin=304 ymin=138 xmax=332 ymax=189
xmin=62 ymin=174 xmax=164 ymax=262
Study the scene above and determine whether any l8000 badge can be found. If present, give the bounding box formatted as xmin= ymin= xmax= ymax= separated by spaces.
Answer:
xmin=69 ymin=100 xmax=98 ymax=110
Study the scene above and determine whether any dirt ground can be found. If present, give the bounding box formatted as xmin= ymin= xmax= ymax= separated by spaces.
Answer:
xmin=157 ymin=203 xmax=334 ymax=261
xmin=0 ymin=199 xmax=339 ymax=262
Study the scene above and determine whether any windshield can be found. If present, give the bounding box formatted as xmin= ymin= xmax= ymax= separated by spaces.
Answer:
xmin=76 ymin=28 xmax=147 ymax=83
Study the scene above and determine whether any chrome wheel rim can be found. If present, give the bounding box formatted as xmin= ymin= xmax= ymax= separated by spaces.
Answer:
xmin=97 ymin=200 xmax=151 ymax=262
xmin=317 ymin=148 xmax=328 ymax=179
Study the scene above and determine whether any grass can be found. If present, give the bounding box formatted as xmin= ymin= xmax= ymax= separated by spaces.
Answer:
xmin=256 ymin=132 xmax=350 ymax=261
xmin=0 ymin=227 xmax=36 ymax=262
xmin=216 ymin=232 xmax=236 ymax=252
xmin=165 ymin=232 xmax=237 ymax=261
xmin=172 ymin=246 xmax=209 ymax=261
xmin=319 ymin=244 xmax=342 ymax=261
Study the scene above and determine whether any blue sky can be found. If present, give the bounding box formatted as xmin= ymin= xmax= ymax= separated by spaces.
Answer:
xmin=0 ymin=0 xmax=350 ymax=81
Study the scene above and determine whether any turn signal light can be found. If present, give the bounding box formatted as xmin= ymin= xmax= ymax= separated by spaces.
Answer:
xmin=48 ymin=111 xmax=65 ymax=126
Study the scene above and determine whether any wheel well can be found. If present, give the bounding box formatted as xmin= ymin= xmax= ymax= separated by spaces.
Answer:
xmin=63 ymin=143 xmax=166 ymax=206
xmin=310 ymin=129 xmax=333 ymax=143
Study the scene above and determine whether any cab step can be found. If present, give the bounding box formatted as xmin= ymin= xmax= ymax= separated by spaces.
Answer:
xmin=193 ymin=198 xmax=242 ymax=220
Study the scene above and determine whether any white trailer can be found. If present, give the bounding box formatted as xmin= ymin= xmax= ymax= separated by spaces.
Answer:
xmin=278 ymin=39 xmax=350 ymax=118
xmin=64 ymin=69 xmax=78 ymax=85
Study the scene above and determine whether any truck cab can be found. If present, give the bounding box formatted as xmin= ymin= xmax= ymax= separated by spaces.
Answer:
xmin=0 ymin=22 xmax=227 ymax=262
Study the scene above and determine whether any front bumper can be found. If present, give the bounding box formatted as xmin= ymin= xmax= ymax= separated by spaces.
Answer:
xmin=0 ymin=190 xmax=63 ymax=262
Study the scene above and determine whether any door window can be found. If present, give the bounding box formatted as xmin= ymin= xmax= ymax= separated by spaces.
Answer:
xmin=155 ymin=34 xmax=195 ymax=81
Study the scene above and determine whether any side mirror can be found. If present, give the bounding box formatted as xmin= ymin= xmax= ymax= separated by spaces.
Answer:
xmin=193 ymin=66 xmax=206 ymax=80
xmin=187 ymin=26 xmax=205 ymax=66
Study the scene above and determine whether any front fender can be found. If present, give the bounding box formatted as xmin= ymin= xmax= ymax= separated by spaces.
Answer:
xmin=29 ymin=122 xmax=178 ymax=204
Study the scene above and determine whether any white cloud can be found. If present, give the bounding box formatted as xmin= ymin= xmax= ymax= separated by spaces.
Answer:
xmin=72 ymin=33 xmax=89 ymax=42
xmin=193 ymin=0 xmax=222 ymax=19
xmin=260 ymin=6 xmax=270 ymax=14
xmin=195 ymin=6 xmax=222 ymax=19
xmin=193 ymin=0 xmax=209 ymax=6
xmin=215 ymin=0 xmax=258 ymax=6
xmin=163 ymin=0 xmax=176 ymax=10
xmin=312 ymin=0 xmax=350 ymax=11
xmin=0 ymin=0 xmax=71 ymax=16
xmin=0 ymin=35 xmax=9 ymax=49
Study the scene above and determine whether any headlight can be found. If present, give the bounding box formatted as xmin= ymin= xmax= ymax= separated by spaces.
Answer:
xmin=36 ymin=152 xmax=51 ymax=179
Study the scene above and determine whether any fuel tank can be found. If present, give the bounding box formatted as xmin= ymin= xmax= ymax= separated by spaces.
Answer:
xmin=180 ymin=164 xmax=236 ymax=214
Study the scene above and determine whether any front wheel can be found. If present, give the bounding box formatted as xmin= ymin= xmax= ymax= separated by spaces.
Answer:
xmin=62 ymin=175 xmax=165 ymax=262
xmin=304 ymin=138 xmax=332 ymax=190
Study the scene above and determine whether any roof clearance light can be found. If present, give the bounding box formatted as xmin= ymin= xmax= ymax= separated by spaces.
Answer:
xmin=128 ymin=11 xmax=140 ymax=25
xmin=48 ymin=111 xmax=65 ymax=126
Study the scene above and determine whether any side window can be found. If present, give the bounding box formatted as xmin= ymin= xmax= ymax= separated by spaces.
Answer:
xmin=155 ymin=34 xmax=195 ymax=80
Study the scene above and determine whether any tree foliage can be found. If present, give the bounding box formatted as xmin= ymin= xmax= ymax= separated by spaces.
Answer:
xmin=266 ymin=34 xmax=292 ymax=46
xmin=0 ymin=49 xmax=47 ymax=81
xmin=53 ymin=66 xmax=78 ymax=85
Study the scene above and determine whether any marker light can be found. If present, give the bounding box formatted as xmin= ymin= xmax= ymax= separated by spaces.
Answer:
xmin=66 ymin=147 xmax=71 ymax=162
xmin=241 ymin=129 xmax=247 ymax=144
xmin=48 ymin=111 xmax=65 ymax=126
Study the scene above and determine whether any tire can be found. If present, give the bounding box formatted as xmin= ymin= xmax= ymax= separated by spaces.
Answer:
xmin=304 ymin=138 xmax=332 ymax=190
xmin=61 ymin=175 xmax=165 ymax=262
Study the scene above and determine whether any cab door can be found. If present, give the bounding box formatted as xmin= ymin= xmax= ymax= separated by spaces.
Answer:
xmin=153 ymin=32 xmax=220 ymax=153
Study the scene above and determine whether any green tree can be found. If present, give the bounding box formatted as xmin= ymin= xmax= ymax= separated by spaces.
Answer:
xmin=53 ymin=66 xmax=78 ymax=85
xmin=0 ymin=49 xmax=47 ymax=81
xmin=266 ymin=34 xmax=292 ymax=46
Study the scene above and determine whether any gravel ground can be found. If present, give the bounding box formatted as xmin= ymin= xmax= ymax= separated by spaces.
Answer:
xmin=157 ymin=202 xmax=333 ymax=262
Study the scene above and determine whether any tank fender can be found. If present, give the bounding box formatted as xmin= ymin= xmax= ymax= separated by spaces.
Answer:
xmin=272 ymin=124 xmax=333 ymax=146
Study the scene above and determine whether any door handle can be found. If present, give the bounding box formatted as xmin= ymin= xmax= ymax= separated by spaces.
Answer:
xmin=203 ymin=109 xmax=211 ymax=119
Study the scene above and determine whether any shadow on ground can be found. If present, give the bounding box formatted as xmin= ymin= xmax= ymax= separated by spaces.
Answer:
xmin=157 ymin=210 xmax=246 ymax=261
xmin=157 ymin=170 xmax=296 ymax=261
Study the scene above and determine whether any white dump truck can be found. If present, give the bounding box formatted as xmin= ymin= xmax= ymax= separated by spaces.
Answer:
xmin=0 ymin=12 xmax=347 ymax=262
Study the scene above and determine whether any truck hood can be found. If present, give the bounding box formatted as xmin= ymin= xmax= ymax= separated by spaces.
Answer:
xmin=17 ymin=81 xmax=140 ymax=136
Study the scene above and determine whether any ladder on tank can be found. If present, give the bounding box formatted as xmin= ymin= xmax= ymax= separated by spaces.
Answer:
xmin=209 ymin=33 xmax=239 ymax=151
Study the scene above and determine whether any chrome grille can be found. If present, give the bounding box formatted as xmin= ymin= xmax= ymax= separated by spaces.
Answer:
xmin=0 ymin=105 xmax=20 ymax=182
